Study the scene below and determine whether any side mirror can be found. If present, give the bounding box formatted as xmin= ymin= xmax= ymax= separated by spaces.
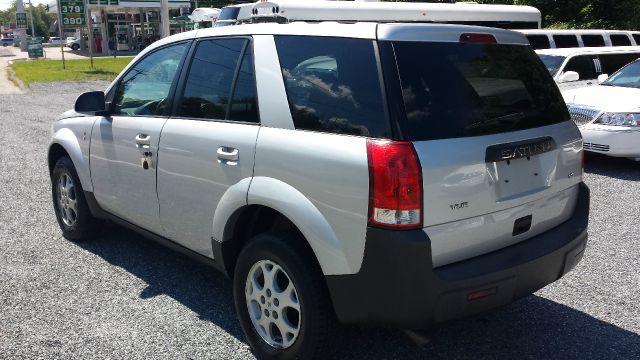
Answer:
xmin=558 ymin=71 xmax=580 ymax=83
xmin=75 ymin=91 xmax=108 ymax=115
xmin=597 ymin=74 xmax=609 ymax=83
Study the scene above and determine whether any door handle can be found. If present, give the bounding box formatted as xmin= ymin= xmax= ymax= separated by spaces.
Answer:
xmin=135 ymin=133 xmax=150 ymax=149
xmin=217 ymin=146 xmax=239 ymax=162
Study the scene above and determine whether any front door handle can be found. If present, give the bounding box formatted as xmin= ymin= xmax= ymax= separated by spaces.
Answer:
xmin=217 ymin=146 xmax=239 ymax=162
xmin=135 ymin=133 xmax=150 ymax=149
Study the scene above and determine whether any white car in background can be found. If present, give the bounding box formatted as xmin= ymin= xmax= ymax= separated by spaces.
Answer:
xmin=564 ymin=59 xmax=640 ymax=160
xmin=537 ymin=46 xmax=640 ymax=91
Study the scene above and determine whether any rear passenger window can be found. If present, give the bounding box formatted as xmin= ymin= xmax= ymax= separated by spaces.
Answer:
xmin=599 ymin=53 xmax=640 ymax=75
xmin=553 ymin=35 xmax=579 ymax=48
xmin=581 ymin=35 xmax=605 ymax=47
xmin=526 ymin=35 xmax=550 ymax=50
xmin=610 ymin=35 xmax=632 ymax=46
xmin=178 ymin=38 xmax=258 ymax=123
xmin=274 ymin=36 xmax=389 ymax=138
xmin=564 ymin=56 xmax=597 ymax=80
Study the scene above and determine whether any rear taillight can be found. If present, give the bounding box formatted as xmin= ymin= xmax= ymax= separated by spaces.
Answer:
xmin=367 ymin=140 xmax=423 ymax=229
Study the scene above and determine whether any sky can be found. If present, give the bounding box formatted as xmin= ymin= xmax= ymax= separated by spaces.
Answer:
xmin=0 ymin=0 xmax=52 ymax=11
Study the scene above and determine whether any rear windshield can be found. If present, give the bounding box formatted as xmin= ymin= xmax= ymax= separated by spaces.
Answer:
xmin=391 ymin=42 xmax=569 ymax=141
xmin=538 ymin=54 xmax=566 ymax=76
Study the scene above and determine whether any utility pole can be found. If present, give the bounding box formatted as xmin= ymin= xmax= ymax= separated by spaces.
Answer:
xmin=56 ymin=0 xmax=66 ymax=69
xmin=161 ymin=0 xmax=169 ymax=38
xmin=28 ymin=0 xmax=35 ymax=38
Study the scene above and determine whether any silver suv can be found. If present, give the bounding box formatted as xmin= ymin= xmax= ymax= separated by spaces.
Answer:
xmin=48 ymin=22 xmax=590 ymax=359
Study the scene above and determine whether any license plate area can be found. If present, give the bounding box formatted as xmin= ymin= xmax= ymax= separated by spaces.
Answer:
xmin=486 ymin=137 xmax=557 ymax=202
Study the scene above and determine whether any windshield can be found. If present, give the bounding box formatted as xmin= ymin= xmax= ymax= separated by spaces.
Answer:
xmin=391 ymin=42 xmax=569 ymax=140
xmin=538 ymin=54 xmax=566 ymax=76
xmin=602 ymin=60 xmax=640 ymax=88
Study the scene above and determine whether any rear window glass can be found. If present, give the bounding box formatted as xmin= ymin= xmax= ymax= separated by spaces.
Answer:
xmin=581 ymin=35 xmax=605 ymax=47
xmin=526 ymin=35 xmax=550 ymax=50
xmin=610 ymin=34 xmax=632 ymax=46
xmin=274 ymin=36 xmax=390 ymax=138
xmin=553 ymin=35 xmax=579 ymax=48
xmin=633 ymin=34 xmax=640 ymax=45
xmin=391 ymin=42 xmax=569 ymax=141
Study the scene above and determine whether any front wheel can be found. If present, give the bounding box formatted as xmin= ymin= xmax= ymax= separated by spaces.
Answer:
xmin=234 ymin=233 xmax=335 ymax=359
xmin=51 ymin=156 xmax=100 ymax=241
xmin=71 ymin=43 xmax=79 ymax=51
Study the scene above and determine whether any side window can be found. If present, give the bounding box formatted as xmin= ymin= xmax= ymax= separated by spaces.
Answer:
xmin=178 ymin=38 xmax=246 ymax=120
xmin=581 ymin=35 xmax=605 ymax=47
xmin=599 ymin=53 xmax=640 ymax=75
xmin=228 ymin=45 xmax=259 ymax=123
xmin=526 ymin=35 xmax=550 ymax=50
xmin=633 ymin=34 xmax=640 ymax=45
xmin=553 ymin=35 xmax=579 ymax=48
xmin=610 ymin=34 xmax=632 ymax=46
xmin=274 ymin=36 xmax=389 ymax=137
xmin=113 ymin=42 xmax=188 ymax=116
xmin=563 ymin=56 xmax=597 ymax=80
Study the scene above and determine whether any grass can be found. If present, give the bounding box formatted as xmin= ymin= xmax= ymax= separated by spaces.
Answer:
xmin=11 ymin=57 xmax=133 ymax=85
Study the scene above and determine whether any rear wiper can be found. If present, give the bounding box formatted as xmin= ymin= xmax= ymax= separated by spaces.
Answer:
xmin=468 ymin=112 xmax=526 ymax=129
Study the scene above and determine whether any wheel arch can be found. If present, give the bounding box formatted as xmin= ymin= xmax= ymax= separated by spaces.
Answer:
xmin=214 ymin=177 xmax=352 ymax=278
xmin=48 ymin=128 xmax=92 ymax=192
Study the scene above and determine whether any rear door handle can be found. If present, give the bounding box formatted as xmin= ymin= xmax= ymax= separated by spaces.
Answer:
xmin=135 ymin=133 xmax=150 ymax=149
xmin=217 ymin=146 xmax=239 ymax=162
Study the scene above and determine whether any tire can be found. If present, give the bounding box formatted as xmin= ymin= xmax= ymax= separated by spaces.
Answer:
xmin=234 ymin=232 xmax=335 ymax=360
xmin=51 ymin=156 xmax=100 ymax=241
xmin=72 ymin=43 xmax=79 ymax=51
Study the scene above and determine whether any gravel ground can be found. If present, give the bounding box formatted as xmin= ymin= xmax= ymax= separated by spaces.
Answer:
xmin=0 ymin=82 xmax=638 ymax=359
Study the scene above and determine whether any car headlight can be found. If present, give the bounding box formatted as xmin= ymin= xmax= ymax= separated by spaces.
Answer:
xmin=595 ymin=112 xmax=640 ymax=127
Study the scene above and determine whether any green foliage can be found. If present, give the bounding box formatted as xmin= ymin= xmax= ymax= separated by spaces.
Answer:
xmin=383 ymin=0 xmax=640 ymax=30
xmin=1 ymin=1 xmax=56 ymax=38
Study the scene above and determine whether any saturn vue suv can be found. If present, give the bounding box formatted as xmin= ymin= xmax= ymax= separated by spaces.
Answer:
xmin=48 ymin=22 xmax=590 ymax=359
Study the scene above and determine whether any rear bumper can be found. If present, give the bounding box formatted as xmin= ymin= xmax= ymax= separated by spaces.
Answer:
xmin=325 ymin=182 xmax=589 ymax=328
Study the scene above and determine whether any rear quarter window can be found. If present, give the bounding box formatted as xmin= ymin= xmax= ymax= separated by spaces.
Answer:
xmin=274 ymin=36 xmax=390 ymax=138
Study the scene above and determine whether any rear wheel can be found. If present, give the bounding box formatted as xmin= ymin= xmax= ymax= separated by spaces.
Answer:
xmin=71 ymin=43 xmax=79 ymax=51
xmin=233 ymin=233 xmax=334 ymax=359
xmin=51 ymin=156 xmax=100 ymax=241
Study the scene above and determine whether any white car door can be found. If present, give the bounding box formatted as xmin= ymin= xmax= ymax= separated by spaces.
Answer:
xmin=90 ymin=42 xmax=190 ymax=233
xmin=156 ymin=37 xmax=259 ymax=257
